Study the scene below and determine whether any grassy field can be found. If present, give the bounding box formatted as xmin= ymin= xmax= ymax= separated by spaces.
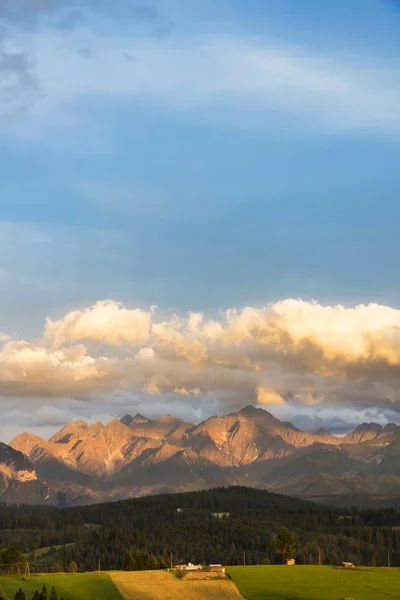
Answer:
xmin=2 ymin=567 xmax=398 ymax=600
xmin=227 ymin=565 xmax=400 ymax=600
xmin=110 ymin=570 xmax=244 ymax=600
xmin=0 ymin=573 xmax=123 ymax=600
xmin=23 ymin=543 xmax=75 ymax=559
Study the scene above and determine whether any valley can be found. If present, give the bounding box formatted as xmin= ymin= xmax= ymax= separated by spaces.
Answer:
xmin=1 ymin=487 xmax=399 ymax=571
xmin=0 ymin=486 xmax=399 ymax=598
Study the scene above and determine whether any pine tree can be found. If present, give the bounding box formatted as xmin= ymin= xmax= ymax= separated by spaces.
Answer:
xmin=124 ymin=551 xmax=134 ymax=571
xmin=50 ymin=586 xmax=58 ymax=600
xmin=149 ymin=554 xmax=158 ymax=570
xmin=13 ymin=590 xmax=25 ymax=600
xmin=41 ymin=585 xmax=48 ymax=600
xmin=274 ymin=527 xmax=296 ymax=562
xmin=67 ymin=561 xmax=78 ymax=573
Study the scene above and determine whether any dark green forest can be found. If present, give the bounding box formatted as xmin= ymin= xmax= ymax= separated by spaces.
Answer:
xmin=1 ymin=487 xmax=399 ymax=571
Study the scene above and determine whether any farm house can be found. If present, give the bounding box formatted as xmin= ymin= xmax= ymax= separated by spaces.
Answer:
xmin=175 ymin=563 xmax=202 ymax=571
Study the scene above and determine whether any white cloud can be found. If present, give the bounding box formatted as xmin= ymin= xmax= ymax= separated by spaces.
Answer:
xmin=135 ymin=347 xmax=155 ymax=360
xmin=152 ymin=318 xmax=208 ymax=365
xmin=45 ymin=300 xmax=151 ymax=348
xmin=1 ymin=25 xmax=400 ymax=135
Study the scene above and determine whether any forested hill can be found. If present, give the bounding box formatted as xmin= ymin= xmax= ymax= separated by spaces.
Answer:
xmin=1 ymin=487 xmax=400 ymax=570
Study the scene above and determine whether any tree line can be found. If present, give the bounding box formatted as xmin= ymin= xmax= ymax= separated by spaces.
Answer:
xmin=1 ymin=487 xmax=399 ymax=570
xmin=122 ymin=526 xmax=296 ymax=570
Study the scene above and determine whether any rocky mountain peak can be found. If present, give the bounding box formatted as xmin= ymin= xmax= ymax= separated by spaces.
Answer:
xmin=132 ymin=413 xmax=150 ymax=424
xmin=343 ymin=422 xmax=384 ymax=444
xmin=354 ymin=422 xmax=383 ymax=433
xmin=239 ymin=404 xmax=258 ymax=414
xmin=237 ymin=405 xmax=280 ymax=424
xmin=49 ymin=420 xmax=89 ymax=443
xmin=314 ymin=428 xmax=331 ymax=436
xmin=104 ymin=419 xmax=134 ymax=437
xmin=237 ymin=404 xmax=271 ymax=418
xmin=10 ymin=432 xmax=49 ymax=454
xmin=120 ymin=414 xmax=134 ymax=426
xmin=156 ymin=415 xmax=180 ymax=423
xmin=383 ymin=423 xmax=399 ymax=433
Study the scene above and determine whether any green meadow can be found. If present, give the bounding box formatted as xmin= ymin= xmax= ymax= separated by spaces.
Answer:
xmin=227 ymin=565 xmax=400 ymax=600
xmin=23 ymin=543 xmax=75 ymax=559
xmin=0 ymin=573 xmax=123 ymax=600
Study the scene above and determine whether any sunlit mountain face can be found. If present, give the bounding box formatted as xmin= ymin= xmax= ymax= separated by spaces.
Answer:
xmin=0 ymin=406 xmax=398 ymax=507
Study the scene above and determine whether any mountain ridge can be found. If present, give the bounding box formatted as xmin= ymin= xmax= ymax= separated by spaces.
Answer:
xmin=2 ymin=405 xmax=399 ymax=507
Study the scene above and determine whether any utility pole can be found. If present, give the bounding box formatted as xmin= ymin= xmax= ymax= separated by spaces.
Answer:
xmin=170 ymin=553 xmax=173 ymax=569
xmin=98 ymin=559 xmax=101 ymax=574
xmin=318 ymin=548 xmax=321 ymax=566
xmin=243 ymin=551 xmax=246 ymax=567
xmin=388 ymin=550 xmax=391 ymax=568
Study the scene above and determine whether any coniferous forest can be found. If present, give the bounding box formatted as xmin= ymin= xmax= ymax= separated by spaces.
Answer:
xmin=0 ymin=487 xmax=399 ymax=572
xmin=9 ymin=584 xmax=69 ymax=600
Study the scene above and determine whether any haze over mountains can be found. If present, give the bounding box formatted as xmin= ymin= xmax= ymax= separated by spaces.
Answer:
xmin=1 ymin=406 xmax=399 ymax=507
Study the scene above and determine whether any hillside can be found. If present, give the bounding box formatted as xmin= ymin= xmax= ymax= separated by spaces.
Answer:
xmin=3 ymin=406 xmax=400 ymax=506
xmin=0 ymin=487 xmax=399 ymax=571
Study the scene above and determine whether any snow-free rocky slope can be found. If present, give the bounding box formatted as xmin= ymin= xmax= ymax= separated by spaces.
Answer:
xmin=4 ymin=406 xmax=400 ymax=506
xmin=0 ymin=442 xmax=70 ymax=506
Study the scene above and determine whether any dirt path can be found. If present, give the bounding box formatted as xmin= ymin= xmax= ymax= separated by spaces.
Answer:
xmin=110 ymin=570 xmax=244 ymax=600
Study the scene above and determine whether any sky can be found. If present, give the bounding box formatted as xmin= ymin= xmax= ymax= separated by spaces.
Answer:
xmin=1 ymin=0 xmax=400 ymax=441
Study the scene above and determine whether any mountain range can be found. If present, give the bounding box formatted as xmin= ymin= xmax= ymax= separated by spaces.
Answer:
xmin=1 ymin=405 xmax=399 ymax=507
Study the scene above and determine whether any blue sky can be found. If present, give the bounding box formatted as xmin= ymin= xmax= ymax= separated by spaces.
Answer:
xmin=1 ymin=0 xmax=400 ymax=439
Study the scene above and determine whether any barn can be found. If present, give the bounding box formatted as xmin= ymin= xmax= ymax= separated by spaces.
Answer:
xmin=210 ymin=564 xmax=225 ymax=572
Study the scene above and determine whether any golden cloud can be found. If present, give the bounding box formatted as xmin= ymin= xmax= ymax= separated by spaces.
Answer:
xmin=0 ymin=340 xmax=115 ymax=395
xmin=45 ymin=300 xmax=151 ymax=348
xmin=1 ymin=299 xmax=400 ymax=406
xmin=256 ymin=386 xmax=286 ymax=406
